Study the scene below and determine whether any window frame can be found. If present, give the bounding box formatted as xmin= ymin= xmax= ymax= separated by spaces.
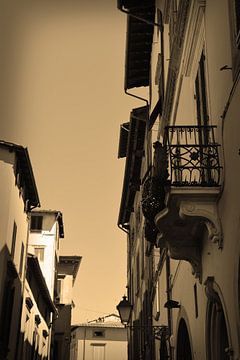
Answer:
xmin=228 ymin=0 xmax=240 ymax=78
xmin=30 ymin=215 xmax=43 ymax=232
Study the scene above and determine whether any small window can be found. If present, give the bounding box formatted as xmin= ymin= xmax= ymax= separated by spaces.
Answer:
xmin=19 ymin=243 xmax=25 ymax=277
xmin=93 ymin=330 xmax=105 ymax=338
xmin=194 ymin=283 xmax=198 ymax=318
xmin=34 ymin=247 xmax=45 ymax=262
xmin=11 ymin=222 xmax=17 ymax=258
xmin=30 ymin=216 xmax=43 ymax=232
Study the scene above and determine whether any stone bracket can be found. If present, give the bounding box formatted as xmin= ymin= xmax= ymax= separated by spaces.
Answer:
xmin=155 ymin=188 xmax=222 ymax=278
xmin=179 ymin=200 xmax=222 ymax=248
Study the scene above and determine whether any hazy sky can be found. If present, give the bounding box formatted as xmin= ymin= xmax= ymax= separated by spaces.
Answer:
xmin=0 ymin=1 xmax=139 ymax=323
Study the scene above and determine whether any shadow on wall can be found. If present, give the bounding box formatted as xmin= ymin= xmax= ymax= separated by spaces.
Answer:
xmin=0 ymin=245 xmax=23 ymax=360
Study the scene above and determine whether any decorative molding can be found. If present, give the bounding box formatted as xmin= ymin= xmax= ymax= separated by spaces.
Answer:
xmin=204 ymin=276 xmax=220 ymax=304
xmin=179 ymin=200 xmax=222 ymax=246
xmin=155 ymin=187 xmax=222 ymax=278
xmin=182 ymin=0 xmax=206 ymax=77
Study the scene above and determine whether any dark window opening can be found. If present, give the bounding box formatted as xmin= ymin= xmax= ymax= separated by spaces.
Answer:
xmin=30 ymin=215 xmax=43 ymax=232
xmin=0 ymin=281 xmax=15 ymax=357
xmin=11 ymin=221 xmax=17 ymax=258
xmin=194 ymin=283 xmax=198 ymax=318
xmin=195 ymin=52 xmax=209 ymax=128
xmin=93 ymin=331 xmax=105 ymax=338
xmin=19 ymin=243 xmax=25 ymax=278
xmin=176 ymin=319 xmax=192 ymax=360
xmin=206 ymin=296 xmax=229 ymax=360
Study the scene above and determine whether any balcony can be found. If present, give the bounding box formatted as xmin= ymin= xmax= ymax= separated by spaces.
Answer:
xmin=142 ymin=125 xmax=222 ymax=278
xmin=165 ymin=125 xmax=221 ymax=187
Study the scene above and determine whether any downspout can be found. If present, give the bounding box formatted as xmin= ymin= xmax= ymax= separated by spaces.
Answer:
xmin=166 ymin=254 xmax=173 ymax=360
xmin=125 ymin=89 xmax=149 ymax=107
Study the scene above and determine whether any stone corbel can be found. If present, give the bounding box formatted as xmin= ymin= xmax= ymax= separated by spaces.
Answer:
xmin=179 ymin=200 xmax=222 ymax=248
xmin=155 ymin=188 xmax=222 ymax=279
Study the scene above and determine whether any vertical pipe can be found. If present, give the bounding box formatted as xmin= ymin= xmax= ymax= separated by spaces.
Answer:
xmin=165 ymin=254 xmax=173 ymax=360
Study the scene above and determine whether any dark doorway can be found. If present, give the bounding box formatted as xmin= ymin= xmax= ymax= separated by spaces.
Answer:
xmin=176 ymin=319 xmax=192 ymax=360
xmin=206 ymin=297 xmax=230 ymax=359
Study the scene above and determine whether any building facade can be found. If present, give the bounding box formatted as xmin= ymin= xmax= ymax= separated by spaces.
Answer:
xmin=16 ymin=209 xmax=65 ymax=360
xmin=70 ymin=315 xmax=127 ymax=360
xmin=53 ymin=255 xmax=82 ymax=360
xmin=28 ymin=210 xmax=64 ymax=300
xmin=0 ymin=141 xmax=40 ymax=360
xmin=117 ymin=1 xmax=240 ymax=359
xmin=18 ymin=254 xmax=56 ymax=360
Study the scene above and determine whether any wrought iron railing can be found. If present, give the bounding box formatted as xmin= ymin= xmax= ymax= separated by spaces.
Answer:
xmin=164 ymin=125 xmax=221 ymax=186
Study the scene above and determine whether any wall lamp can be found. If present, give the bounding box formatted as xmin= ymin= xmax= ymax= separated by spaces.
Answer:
xmin=117 ymin=1 xmax=161 ymax=28
xmin=116 ymin=295 xmax=133 ymax=326
xmin=116 ymin=296 xmax=167 ymax=340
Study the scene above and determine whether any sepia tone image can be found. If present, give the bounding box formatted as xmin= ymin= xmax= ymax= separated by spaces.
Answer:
xmin=0 ymin=0 xmax=239 ymax=359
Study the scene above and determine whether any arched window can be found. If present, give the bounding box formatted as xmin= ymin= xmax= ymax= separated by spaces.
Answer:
xmin=205 ymin=277 xmax=230 ymax=359
xmin=176 ymin=319 xmax=193 ymax=360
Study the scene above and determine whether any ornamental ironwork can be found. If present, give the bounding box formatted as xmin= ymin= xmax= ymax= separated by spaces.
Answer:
xmin=141 ymin=141 xmax=169 ymax=224
xmin=164 ymin=125 xmax=221 ymax=186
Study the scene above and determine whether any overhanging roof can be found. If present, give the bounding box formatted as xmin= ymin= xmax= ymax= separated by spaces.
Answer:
xmin=124 ymin=4 xmax=155 ymax=89
xmin=118 ymin=0 xmax=154 ymax=12
xmin=58 ymin=256 xmax=82 ymax=284
xmin=0 ymin=141 xmax=40 ymax=209
xmin=118 ymin=106 xmax=147 ymax=227
xmin=30 ymin=210 xmax=64 ymax=238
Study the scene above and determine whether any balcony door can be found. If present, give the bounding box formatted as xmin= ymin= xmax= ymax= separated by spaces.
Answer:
xmin=195 ymin=51 xmax=209 ymax=128
xmin=194 ymin=52 xmax=212 ymax=184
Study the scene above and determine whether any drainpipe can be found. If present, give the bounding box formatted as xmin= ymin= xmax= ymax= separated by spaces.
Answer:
xmin=125 ymin=89 xmax=149 ymax=107
xmin=166 ymin=254 xmax=173 ymax=360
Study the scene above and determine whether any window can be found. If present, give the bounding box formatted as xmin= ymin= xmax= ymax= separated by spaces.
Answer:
xmin=0 ymin=280 xmax=15 ymax=358
xmin=11 ymin=221 xmax=17 ymax=258
xmin=155 ymin=279 xmax=160 ymax=320
xmin=30 ymin=215 xmax=43 ymax=232
xmin=194 ymin=283 xmax=198 ymax=318
xmin=195 ymin=52 xmax=209 ymax=128
xmin=206 ymin=297 xmax=229 ymax=359
xmin=93 ymin=330 xmax=105 ymax=338
xmin=34 ymin=246 xmax=45 ymax=262
xmin=19 ymin=243 xmax=25 ymax=278
xmin=229 ymin=0 xmax=240 ymax=77
xmin=136 ymin=253 xmax=140 ymax=294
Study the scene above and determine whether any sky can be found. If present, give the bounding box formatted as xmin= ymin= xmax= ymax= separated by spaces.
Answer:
xmin=0 ymin=0 xmax=139 ymax=323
